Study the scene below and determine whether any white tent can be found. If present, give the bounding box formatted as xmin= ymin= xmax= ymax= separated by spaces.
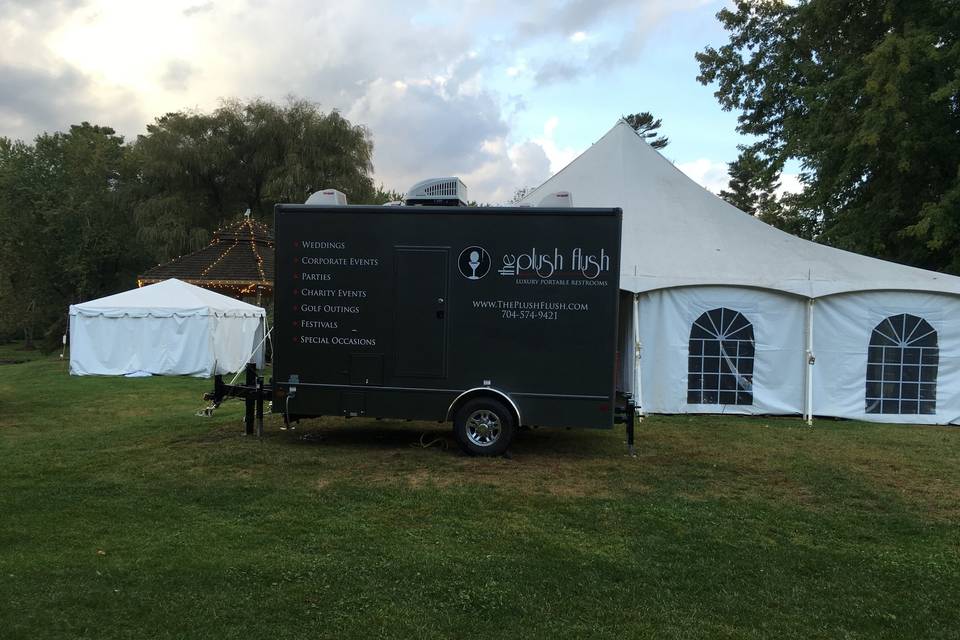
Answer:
xmin=69 ymin=278 xmax=266 ymax=377
xmin=520 ymin=121 xmax=960 ymax=425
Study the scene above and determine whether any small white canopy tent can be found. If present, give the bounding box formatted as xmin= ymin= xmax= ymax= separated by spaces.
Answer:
xmin=520 ymin=121 xmax=960 ymax=425
xmin=69 ymin=278 xmax=266 ymax=377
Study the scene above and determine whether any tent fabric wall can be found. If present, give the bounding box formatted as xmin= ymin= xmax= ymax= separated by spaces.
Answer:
xmin=616 ymin=290 xmax=636 ymax=395
xmin=70 ymin=314 xmax=215 ymax=376
xmin=210 ymin=314 xmax=266 ymax=374
xmin=517 ymin=120 xmax=960 ymax=426
xmin=811 ymin=291 xmax=960 ymax=425
xmin=636 ymin=286 xmax=807 ymax=415
xmin=69 ymin=279 xmax=266 ymax=377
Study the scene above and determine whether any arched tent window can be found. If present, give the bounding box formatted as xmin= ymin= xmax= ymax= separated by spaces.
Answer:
xmin=688 ymin=308 xmax=754 ymax=405
xmin=866 ymin=314 xmax=938 ymax=415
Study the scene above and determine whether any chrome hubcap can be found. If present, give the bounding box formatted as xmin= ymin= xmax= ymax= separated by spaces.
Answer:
xmin=465 ymin=409 xmax=501 ymax=447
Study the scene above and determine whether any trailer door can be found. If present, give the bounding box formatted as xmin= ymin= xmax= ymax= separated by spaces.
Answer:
xmin=394 ymin=247 xmax=449 ymax=378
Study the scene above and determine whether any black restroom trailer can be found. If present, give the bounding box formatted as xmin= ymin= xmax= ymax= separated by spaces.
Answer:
xmin=211 ymin=203 xmax=634 ymax=455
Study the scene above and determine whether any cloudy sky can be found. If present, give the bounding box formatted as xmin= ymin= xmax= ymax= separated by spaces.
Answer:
xmin=0 ymin=0 xmax=797 ymax=202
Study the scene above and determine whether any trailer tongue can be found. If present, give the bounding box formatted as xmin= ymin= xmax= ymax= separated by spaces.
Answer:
xmin=208 ymin=183 xmax=634 ymax=455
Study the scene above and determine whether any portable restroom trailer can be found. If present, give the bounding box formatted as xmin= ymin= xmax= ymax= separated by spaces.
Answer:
xmin=211 ymin=178 xmax=635 ymax=455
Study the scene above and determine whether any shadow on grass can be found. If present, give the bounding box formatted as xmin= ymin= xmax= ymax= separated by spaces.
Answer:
xmin=273 ymin=417 xmax=622 ymax=458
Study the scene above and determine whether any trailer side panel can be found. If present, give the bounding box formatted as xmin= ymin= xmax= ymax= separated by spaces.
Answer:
xmin=273 ymin=205 xmax=622 ymax=429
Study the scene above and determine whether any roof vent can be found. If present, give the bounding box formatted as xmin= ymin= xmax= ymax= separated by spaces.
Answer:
xmin=404 ymin=177 xmax=468 ymax=206
xmin=538 ymin=191 xmax=572 ymax=207
xmin=305 ymin=189 xmax=348 ymax=206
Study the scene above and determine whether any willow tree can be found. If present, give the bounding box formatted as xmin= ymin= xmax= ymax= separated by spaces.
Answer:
xmin=132 ymin=98 xmax=376 ymax=262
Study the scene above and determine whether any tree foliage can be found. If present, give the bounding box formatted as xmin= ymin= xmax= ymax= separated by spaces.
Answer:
xmin=720 ymin=146 xmax=780 ymax=216
xmin=132 ymin=98 xmax=376 ymax=262
xmin=510 ymin=186 xmax=534 ymax=204
xmin=0 ymin=98 xmax=383 ymax=347
xmin=0 ymin=124 xmax=143 ymax=347
xmin=623 ymin=112 xmax=669 ymax=149
xmin=697 ymin=0 xmax=960 ymax=272
xmin=369 ymin=185 xmax=405 ymax=205
xmin=720 ymin=146 xmax=819 ymax=239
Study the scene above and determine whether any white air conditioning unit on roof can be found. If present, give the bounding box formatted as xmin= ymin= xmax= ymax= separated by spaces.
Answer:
xmin=405 ymin=177 xmax=468 ymax=206
xmin=538 ymin=191 xmax=572 ymax=207
xmin=305 ymin=189 xmax=348 ymax=206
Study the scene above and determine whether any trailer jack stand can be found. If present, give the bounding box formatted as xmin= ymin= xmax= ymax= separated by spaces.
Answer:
xmin=626 ymin=406 xmax=636 ymax=457
xmin=244 ymin=364 xmax=256 ymax=436
xmin=204 ymin=364 xmax=274 ymax=437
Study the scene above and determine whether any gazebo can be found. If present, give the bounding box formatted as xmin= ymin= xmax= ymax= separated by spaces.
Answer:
xmin=138 ymin=216 xmax=274 ymax=304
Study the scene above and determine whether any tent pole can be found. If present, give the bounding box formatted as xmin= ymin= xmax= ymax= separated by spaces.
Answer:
xmin=805 ymin=299 xmax=815 ymax=426
xmin=633 ymin=293 xmax=643 ymax=416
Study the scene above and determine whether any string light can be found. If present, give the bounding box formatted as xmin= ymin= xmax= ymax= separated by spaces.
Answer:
xmin=248 ymin=217 xmax=269 ymax=282
xmin=200 ymin=241 xmax=237 ymax=277
xmin=137 ymin=215 xmax=273 ymax=298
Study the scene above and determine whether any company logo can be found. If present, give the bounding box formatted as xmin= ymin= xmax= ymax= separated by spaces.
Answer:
xmin=498 ymin=247 xmax=611 ymax=280
xmin=458 ymin=246 xmax=491 ymax=280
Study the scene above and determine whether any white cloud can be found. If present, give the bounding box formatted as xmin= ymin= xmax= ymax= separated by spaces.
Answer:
xmin=0 ymin=0 xmax=728 ymax=201
xmin=677 ymin=158 xmax=730 ymax=194
xmin=777 ymin=172 xmax=804 ymax=197
xmin=677 ymin=159 xmax=807 ymax=199
xmin=347 ymin=78 xmax=508 ymax=193
xmin=505 ymin=58 xmax=527 ymax=78
xmin=534 ymin=117 xmax=582 ymax=174
xmin=519 ymin=0 xmax=716 ymax=86
xmin=0 ymin=0 xmax=147 ymax=138
xmin=460 ymin=139 xmax=552 ymax=204
xmin=544 ymin=116 xmax=559 ymax=137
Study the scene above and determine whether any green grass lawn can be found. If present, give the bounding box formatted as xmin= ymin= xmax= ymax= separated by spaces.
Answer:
xmin=1 ymin=344 xmax=958 ymax=639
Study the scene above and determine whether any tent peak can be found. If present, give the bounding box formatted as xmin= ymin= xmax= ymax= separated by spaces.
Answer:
xmin=517 ymin=118 xmax=960 ymax=298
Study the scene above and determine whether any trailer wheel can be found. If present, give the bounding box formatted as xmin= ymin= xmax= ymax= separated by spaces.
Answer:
xmin=453 ymin=398 xmax=515 ymax=456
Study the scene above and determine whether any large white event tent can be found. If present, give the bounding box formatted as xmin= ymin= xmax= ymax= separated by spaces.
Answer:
xmin=69 ymin=278 xmax=266 ymax=377
xmin=520 ymin=120 xmax=960 ymax=425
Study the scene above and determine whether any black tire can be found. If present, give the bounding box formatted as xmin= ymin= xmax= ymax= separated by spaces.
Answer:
xmin=453 ymin=397 xmax=516 ymax=456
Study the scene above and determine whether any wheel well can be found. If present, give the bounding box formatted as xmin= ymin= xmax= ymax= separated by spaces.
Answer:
xmin=446 ymin=388 xmax=521 ymax=426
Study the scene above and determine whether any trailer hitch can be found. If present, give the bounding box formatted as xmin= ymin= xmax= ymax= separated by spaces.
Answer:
xmin=202 ymin=363 xmax=273 ymax=437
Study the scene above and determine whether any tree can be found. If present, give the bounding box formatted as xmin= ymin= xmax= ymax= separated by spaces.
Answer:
xmin=0 ymin=124 xmax=143 ymax=348
xmin=720 ymin=146 xmax=779 ymax=215
xmin=0 ymin=98 xmax=382 ymax=349
xmin=720 ymin=146 xmax=817 ymax=238
xmin=510 ymin=186 xmax=534 ymax=204
xmin=697 ymin=0 xmax=960 ymax=272
xmin=622 ymin=112 xmax=669 ymax=149
xmin=132 ymin=98 xmax=376 ymax=262
xmin=369 ymin=184 xmax=405 ymax=205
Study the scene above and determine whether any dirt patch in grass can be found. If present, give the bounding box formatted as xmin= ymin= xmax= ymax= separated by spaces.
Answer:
xmin=327 ymin=450 xmax=647 ymax=499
